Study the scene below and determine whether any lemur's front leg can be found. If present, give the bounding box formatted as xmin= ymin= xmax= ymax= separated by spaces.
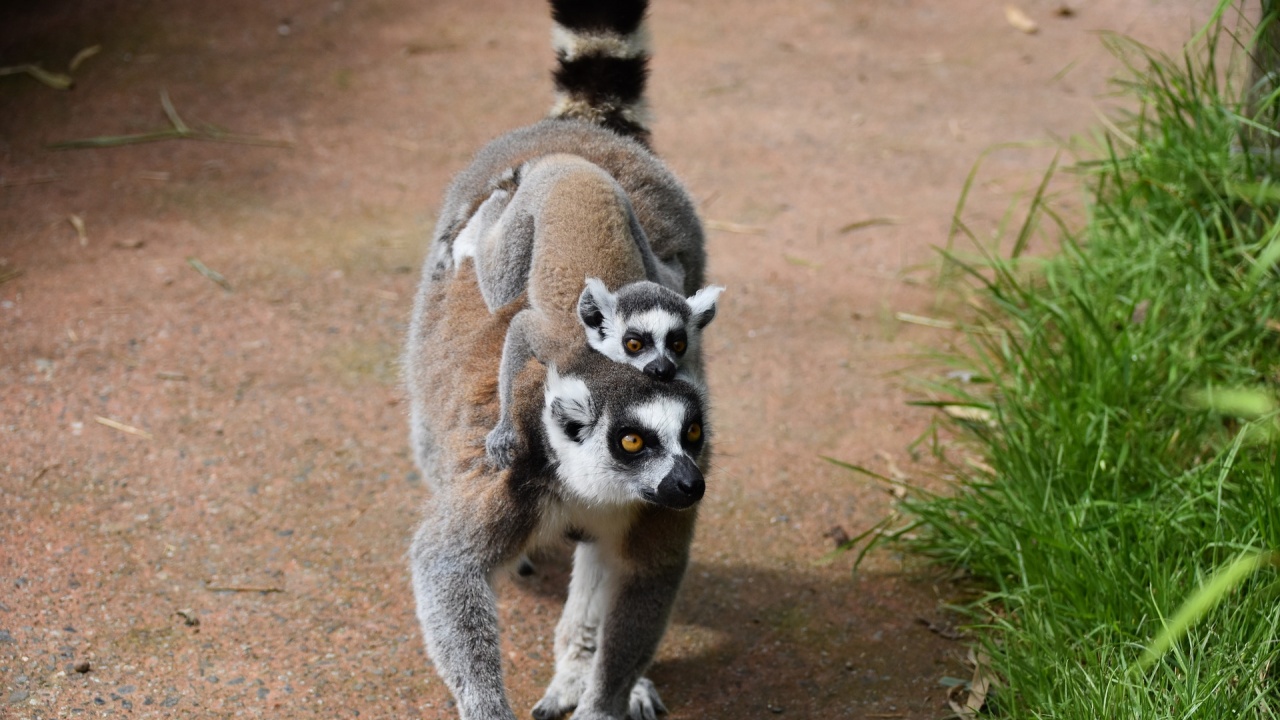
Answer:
xmin=533 ymin=543 xmax=610 ymax=720
xmin=534 ymin=543 xmax=673 ymax=720
xmin=486 ymin=310 xmax=541 ymax=468
xmin=571 ymin=515 xmax=693 ymax=720
xmin=410 ymin=498 xmax=526 ymax=720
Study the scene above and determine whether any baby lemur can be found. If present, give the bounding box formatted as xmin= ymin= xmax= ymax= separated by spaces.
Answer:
xmin=453 ymin=155 xmax=722 ymax=467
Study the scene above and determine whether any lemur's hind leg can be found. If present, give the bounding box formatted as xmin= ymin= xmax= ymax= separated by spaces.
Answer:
xmin=473 ymin=181 xmax=539 ymax=313
xmin=451 ymin=187 xmax=512 ymax=274
xmin=410 ymin=494 xmax=529 ymax=720
xmin=485 ymin=309 xmax=548 ymax=468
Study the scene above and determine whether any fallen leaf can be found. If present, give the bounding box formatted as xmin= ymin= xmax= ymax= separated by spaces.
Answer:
xmin=837 ymin=216 xmax=902 ymax=234
xmin=966 ymin=650 xmax=996 ymax=715
xmin=187 ymin=256 xmax=233 ymax=291
xmin=947 ymin=649 xmax=998 ymax=718
xmin=964 ymin=455 xmax=998 ymax=475
xmin=706 ymin=219 xmax=762 ymax=235
xmin=942 ymin=405 xmax=996 ymax=427
xmin=894 ymin=312 xmax=957 ymax=330
xmin=94 ymin=415 xmax=153 ymax=439
xmin=784 ymin=254 xmax=818 ymax=268
xmin=68 ymin=214 xmax=87 ymax=246
xmin=704 ymin=219 xmax=765 ymax=235
xmin=0 ymin=63 xmax=73 ymax=89
xmin=69 ymin=45 xmax=102 ymax=72
xmin=1005 ymin=5 xmax=1039 ymax=34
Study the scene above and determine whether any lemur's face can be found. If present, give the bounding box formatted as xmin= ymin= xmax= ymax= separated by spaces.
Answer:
xmin=577 ymin=279 xmax=723 ymax=382
xmin=542 ymin=356 xmax=708 ymax=509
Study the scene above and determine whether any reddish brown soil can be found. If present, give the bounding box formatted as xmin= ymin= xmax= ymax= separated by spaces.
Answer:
xmin=1 ymin=1 xmax=1218 ymax=718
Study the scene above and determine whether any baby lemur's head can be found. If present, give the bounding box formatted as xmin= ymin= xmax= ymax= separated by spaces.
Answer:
xmin=576 ymin=277 xmax=723 ymax=382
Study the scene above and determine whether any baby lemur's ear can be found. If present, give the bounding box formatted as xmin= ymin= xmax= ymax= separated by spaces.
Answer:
xmin=543 ymin=365 xmax=597 ymax=443
xmin=577 ymin=277 xmax=618 ymax=333
xmin=687 ymin=285 xmax=725 ymax=330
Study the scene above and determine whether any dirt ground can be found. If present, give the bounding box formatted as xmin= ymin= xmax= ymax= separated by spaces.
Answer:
xmin=0 ymin=0 xmax=1222 ymax=718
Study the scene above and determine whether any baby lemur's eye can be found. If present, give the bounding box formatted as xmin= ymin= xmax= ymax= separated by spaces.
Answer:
xmin=624 ymin=338 xmax=643 ymax=354
xmin=686 ymin=423 xmax=702 ymax=443
xmin=671 ymin=339 xmax=687 ymax=354
xmin=620 ymin=433 xmax=645 ymax=453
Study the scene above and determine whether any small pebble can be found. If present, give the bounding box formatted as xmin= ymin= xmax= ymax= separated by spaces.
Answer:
xmin=74 ymin=661 xmax=91 ymax=674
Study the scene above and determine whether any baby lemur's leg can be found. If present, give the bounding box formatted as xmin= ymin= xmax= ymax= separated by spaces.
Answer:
xmin=485 ymin=309 xmax=549 ymax=468
xmin=452 ymin=187 xmax=512 ymax=272
xmin=473 ymin=179 xmax=539 ymax=313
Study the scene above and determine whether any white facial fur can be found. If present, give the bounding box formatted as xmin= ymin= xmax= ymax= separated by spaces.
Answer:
xmin=542 ymin=367 xmax=699 ymax=507
xmin=605 ymin=307 xmax=684 ymax=371
xmin=578 ymin=279 xmax=724 ymax=381
xmin=543 ymin=366 xmax=627 ymax=506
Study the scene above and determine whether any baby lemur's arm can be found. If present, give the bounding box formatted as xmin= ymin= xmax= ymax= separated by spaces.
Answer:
xmin=484 ymin=309 xmax=545 ymax=468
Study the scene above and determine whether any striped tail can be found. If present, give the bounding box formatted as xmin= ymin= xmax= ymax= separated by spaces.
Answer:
xmin=548 ymin=0 xmax=652 ymax=145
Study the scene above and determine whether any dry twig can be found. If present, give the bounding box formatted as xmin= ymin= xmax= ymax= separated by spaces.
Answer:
xmin=49 ymin=90 xmax=293 ymax=150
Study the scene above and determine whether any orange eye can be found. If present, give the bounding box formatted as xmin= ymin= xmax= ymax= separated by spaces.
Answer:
xmin=620 ymin=434 xmax=644 ymax=452
xmin=625 ymin=338 xmax=643 ymax=353
xmin=672 ymin=340 xmax=687 ymax=354
xmin=686 ymin=423 xmax=702 ymax=442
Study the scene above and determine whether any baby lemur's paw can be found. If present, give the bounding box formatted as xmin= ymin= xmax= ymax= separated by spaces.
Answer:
xmin=627 ymin=677 xmax=667 ymax=720
xmin=484 ymin=421 xmax=520 ymax=469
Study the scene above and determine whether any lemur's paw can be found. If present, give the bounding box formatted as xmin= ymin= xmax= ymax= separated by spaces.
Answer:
xmin=484 ymin=423 xmax=520 ymax=469
xmin=531 ymin=692 xmax=575 ymax=720
xmin=532 ymin=664 xmax=587 ymax=720
xmin=627 ymin=678 xmax=667 ymax=720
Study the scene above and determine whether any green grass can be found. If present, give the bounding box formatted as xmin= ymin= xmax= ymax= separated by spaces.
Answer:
xmin=879 ymin=4 xmax=1280 ymax=717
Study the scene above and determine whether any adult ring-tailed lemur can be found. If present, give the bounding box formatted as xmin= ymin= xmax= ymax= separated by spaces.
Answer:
xmin=402 ymin=2 xmax=718 ymax=720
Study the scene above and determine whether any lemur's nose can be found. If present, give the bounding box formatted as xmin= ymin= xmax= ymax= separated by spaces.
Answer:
xmin=644 ymin=357 xmax=676 ymax=381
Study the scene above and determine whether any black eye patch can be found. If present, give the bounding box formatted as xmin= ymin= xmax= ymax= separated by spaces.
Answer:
xmin=608 ymin=427 xmax=661 ymax=462
xmin=622 ymin=331 xmax=652 ymax=353
xmin=563 ymin=420 xmax=585 ymax=442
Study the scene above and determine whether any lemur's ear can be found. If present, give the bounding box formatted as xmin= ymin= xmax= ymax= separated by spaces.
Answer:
xmin=544 ymin=365 xmax=597 ymax=443
xmin=687 ymin=285 xmax=725 ymax=330
xmin=577 ymin=277 xmax=617 ymax=332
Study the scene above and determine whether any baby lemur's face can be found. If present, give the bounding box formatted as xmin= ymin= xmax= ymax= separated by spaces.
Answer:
xmin=577 ymin=278 xmax=723 ymax=382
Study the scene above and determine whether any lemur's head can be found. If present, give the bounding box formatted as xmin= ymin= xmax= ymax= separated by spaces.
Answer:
xmin=542 ymin=350 xmax=709 ymax=510
xmin=576 ymin=278 xmax=723 ymax=382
